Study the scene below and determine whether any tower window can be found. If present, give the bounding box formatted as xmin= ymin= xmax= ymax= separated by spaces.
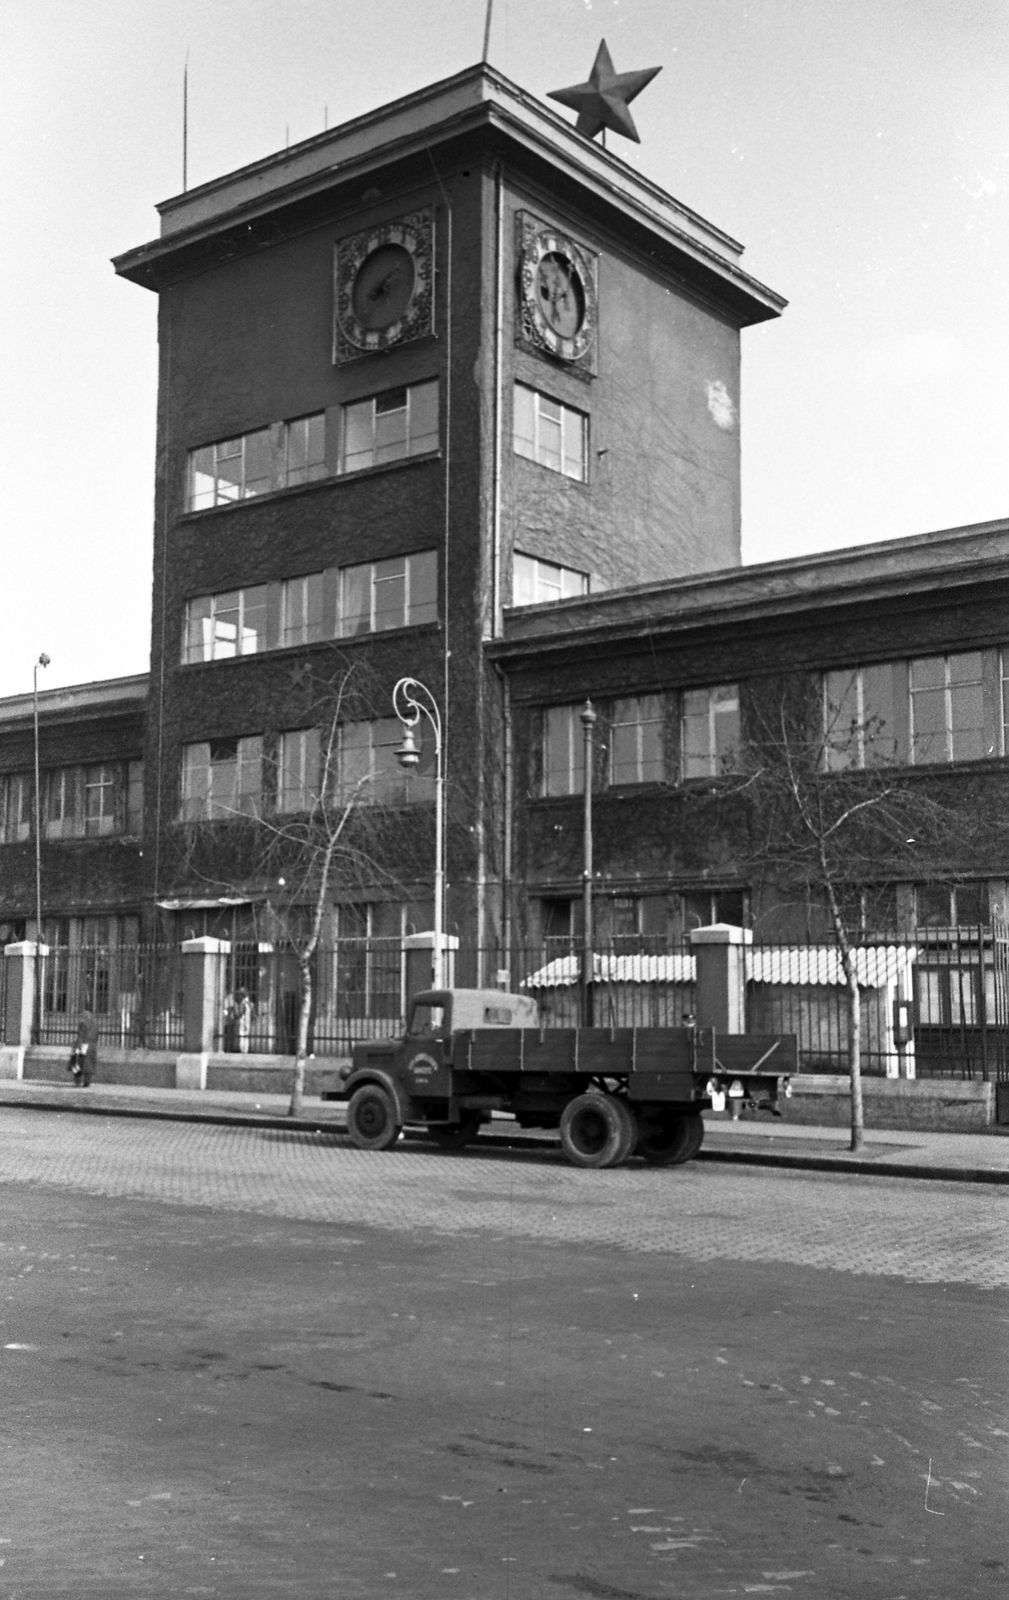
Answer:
xmin=338 ymin=551 xmax=438 ymax=636
xmin=512 ymin=553 xmax=588 ymax=607
xmin=341 ymin=381 xmax=439 ymax=473
xmin=513 ymin=384 xmax=587 ymax=481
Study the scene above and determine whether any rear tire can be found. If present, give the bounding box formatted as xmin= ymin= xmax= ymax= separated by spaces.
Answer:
xmin=636 ymin=1111 xmax=704 ymax=1166
xmin=559 ymin=1094 xmax=637 ymax=1169
xmin=425 ymin=1114 xmax=481 ymax=1152
xmin=346 ymin=1085 xmax=401 ymax=1151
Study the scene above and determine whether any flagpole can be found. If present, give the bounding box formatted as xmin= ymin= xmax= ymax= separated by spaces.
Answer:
xmin=482 ymin=0 xmax=493 ymax=63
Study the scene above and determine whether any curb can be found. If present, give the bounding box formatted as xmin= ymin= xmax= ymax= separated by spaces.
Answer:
xmin=1 ymin=1091 xmax=1006 ymax=1183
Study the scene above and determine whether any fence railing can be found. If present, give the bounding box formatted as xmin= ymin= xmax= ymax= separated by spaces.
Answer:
xmin=19 ymin=927 xmax=1009 ymax=1081
xmin=34 ymin=944 xmax=185 ymax=1050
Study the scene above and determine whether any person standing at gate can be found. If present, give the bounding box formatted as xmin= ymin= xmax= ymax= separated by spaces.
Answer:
xmin=74 ymin=1008 xmax=100 ymax=1087
xmin=236 ymin=988 xmax=255 ymax=1054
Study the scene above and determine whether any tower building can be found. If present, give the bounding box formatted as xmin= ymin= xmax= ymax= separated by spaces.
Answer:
xmin=113 ymin=61 xmax=785 ymax=960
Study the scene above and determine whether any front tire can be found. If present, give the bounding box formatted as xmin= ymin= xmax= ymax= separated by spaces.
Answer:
xmin=346 ymin=1085 xmax=401 ymax=1151
xmin=636 ymin=1111 xmax=704 ymax=1166
xmin=559 ymin=1094 xmax=637 ymax=1169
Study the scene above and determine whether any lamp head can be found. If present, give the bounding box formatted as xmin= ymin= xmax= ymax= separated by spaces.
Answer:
xmin=395 ymin=724 xmax=421 ymax=770
xmin=38 ymin=654 xmax=50 ymax=669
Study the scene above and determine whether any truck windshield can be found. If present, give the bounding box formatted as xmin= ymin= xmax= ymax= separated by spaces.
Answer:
xmin=410 ymin=1003 xmax=445 ymax=1036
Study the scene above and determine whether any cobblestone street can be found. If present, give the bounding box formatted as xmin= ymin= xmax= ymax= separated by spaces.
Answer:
xmin=2 ymin=1109 xmax=1007 ymax=1288
xmin=1 ymin=1109 xmax=1007 ymax=1599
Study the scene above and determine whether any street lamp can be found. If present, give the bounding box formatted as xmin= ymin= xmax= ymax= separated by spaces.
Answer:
xmin=580 ymin=699 xmax=597 ymax=1027
xmin=32 ymin=653 xmax=50 ymax=943
xmin=393 ymin=677 xmax=445 ymax=989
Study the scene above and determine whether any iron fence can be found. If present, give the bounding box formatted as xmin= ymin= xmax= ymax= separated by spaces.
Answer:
xmin=18 ymin=925 xmax=1009 ymax=1081
xmin=34 ymin=944 xmax=185 ymax=1050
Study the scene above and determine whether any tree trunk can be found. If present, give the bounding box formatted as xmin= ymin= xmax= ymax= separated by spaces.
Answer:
xmin=846 ymin=972 xmax=864 ymax=1152
xmin=288 ymin=956 xmax=312 ymax=1118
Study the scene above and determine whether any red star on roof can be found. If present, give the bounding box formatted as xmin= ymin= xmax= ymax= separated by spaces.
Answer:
xmin=548 ymin=39 xmax=662 ymax=145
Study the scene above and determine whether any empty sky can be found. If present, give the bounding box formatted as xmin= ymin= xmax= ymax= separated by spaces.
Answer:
xmin=2 ymin=0 xmax=1006 ymax=698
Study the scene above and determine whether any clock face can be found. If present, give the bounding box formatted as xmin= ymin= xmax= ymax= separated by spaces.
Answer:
xmin=334 ymin=212 xmax=434 ymax=362
xmin=535 ymin=251 xmax=586 ymax=339
xmin=517 ymin=219 xmax=597 ymax=367
xmin=352 ymin=243 xmax=417 ymax=332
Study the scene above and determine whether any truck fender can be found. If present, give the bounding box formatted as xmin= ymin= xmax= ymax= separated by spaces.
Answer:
xmin=341 ymin=1068 xmax=409 ymax=1125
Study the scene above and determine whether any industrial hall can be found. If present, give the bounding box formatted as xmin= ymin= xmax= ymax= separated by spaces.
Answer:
xmin=2 ymin=57 xmax=1008 ymax=1089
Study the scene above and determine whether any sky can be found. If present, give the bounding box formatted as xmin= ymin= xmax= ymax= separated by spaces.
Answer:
xmin=1 ymin=0 xmax=1006 ymax=699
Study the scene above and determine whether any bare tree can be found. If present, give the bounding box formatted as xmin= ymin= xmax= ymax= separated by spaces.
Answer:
xmin=720 ymin=674 xmax=987 ymax=1151
xmin=167 ymin=659 xmax=431 ymax=1117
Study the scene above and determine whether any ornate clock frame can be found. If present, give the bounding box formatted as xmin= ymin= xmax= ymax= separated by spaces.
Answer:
xmin=516 ymin=211 xmax=598 ymax=374
xmin=333 ymin=210 xmax=435 ymax=364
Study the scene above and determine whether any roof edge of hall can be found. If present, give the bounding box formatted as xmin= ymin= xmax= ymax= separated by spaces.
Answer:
xmin=0 ymin=673 xmax=149 ymax=728
xmin=112 ymin=62 xmax=785 ymax=325
xmin=493 ymin=516 xmax=1009 ymax=657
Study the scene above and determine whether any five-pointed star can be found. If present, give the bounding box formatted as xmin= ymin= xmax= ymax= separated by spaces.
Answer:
xmin=548 ymin=39 xmax=662 ymax=144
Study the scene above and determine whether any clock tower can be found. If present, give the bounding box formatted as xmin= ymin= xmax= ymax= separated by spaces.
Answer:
xmin=114 ymin=62 xmax=785 ymax=966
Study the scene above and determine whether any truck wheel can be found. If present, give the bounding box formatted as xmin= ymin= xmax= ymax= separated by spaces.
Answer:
xmin=426 ymin=1114 xmax=481 ymax=1152
xmin=560 ymin=1094 xmax=636 ymax=1169
xmin=636 ymin=1111 xmax=704 ymax=1166
xmin=346 ymin=1085 xmax=401 ymax=1151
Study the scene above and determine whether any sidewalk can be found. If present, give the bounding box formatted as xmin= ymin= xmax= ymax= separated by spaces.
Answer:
xmin=1 ymin=1077 xmax=1007 ymax=1184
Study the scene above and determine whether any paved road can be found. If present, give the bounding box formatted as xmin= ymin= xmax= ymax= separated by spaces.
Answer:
xmin=1 ymin=1109 xmax=1007 ymax=1599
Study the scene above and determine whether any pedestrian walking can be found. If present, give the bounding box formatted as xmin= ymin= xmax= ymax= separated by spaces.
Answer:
xmin=71 ymin=1008 xmax=100 ymax=1087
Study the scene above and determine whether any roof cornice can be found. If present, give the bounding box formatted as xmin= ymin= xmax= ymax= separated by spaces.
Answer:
xmin=492 ymin=518 xmax=1009 ymax=660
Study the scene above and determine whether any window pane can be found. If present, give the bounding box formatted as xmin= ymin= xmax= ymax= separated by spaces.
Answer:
xmin=189 ymin=447 xmax=217 ymax=511
xmin=912 ymin=655 xmax=945 ymax=690
xmin=823 ymin=670 xmax=859 ymax=770
xmin=339 ymin=723 xmax=372 ymax=798
xmin=241 ymin=586 xmax=267 ymax=654
xmin=185 ymin=595 xmax=213 ymax=663
xmin=374 ymin=395 xmax=408 ymax=463
xmin=373 ymin=558 xmax=407 ymax=632
xmin=237 ymin=736 xmax=263 ymax=816
xmin=343 ymin=400 xmax=374 ymax=471
xmin=512 ymin=553 xmax=536 ymax=607
xmin=408 ymin=550 xmax=438 ymax=625
xmin=126 ymin=761 xmax=144 ymax=834
xmin=562 ymin=406 xmax=586 ymax=480
xmin=560 ymin=566 xmax=588 ymax=599
xmin=861 ymin=662 xmax=900 ymax=766
xmin=286 ymin=414 xmax=327 ymax=486
xmin=513 ymin=384 xmax=536 ymax=460
xmin=340 ymin=564 xmax=371 ymax=636
xmin=215 ymin=440 xmax=243 ymax=503
xmin=916 ymin=969 xmax=944 ymax=1024
xmin=181 ymin=744 xmax=211 ymax=820
xmin=712 ymin=685 xmax=740 ymax=772
xmin=681 ymin=688 xmax=712 ymax=779
xmin=537 ymin=405 xmax=562 ymax=472
xmin=408 ymin=381 xmax=439 ymax=455
xmin=910 ymin=672 xmax=947 ymax=764
xmin=543 ymin=706 xmax=583 ymax=796
xmin=243 ymin=428 xmax=273 ymax=497
xmin=278 ymin=728 xmax=320 ymax=812
xmin=949 ymin=683 xmax=984 ymax=761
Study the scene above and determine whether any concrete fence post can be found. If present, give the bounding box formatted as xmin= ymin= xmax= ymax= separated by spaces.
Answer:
xmin=1 ymin=941 xmax=49 ymax=1079
xmin=403 ymin=932 xmax=460 ymax=1005
xmin=689 ymin=923 xmax=751 ymax=1034
xmin=177 ymin=937 xmax=231 ymax=1089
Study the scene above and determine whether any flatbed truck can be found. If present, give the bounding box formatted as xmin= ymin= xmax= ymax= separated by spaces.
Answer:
xmin=332 ymin=988 xmax=797 ymax=1169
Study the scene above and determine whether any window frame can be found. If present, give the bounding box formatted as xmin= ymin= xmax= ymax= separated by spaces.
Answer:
xmin=512 ymin=551 xmax=588 ymax=608
xmin=337 ymin=550 xmax=438 ymax=638
xmin=513 ymin=383 xmax=588 ymax=482
xmin=183 ymin=586 xmax=268 ymax=664
xmin=180 ymin=736 xmax=264 ymax=822
xmin=680 ymin=684 xmax=741 ymax=781
xmin=340 ymin=381 xmax=439 ymax=475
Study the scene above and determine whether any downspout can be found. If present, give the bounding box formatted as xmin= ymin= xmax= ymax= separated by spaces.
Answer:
xmin=493 ymin=660 xmax=514 ymax=980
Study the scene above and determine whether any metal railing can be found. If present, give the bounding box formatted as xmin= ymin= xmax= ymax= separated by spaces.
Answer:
xmin=34 ymin=944 xmax=184 ymax=1050
xmin=18 ymin=926 xmax=1009 ymax=1081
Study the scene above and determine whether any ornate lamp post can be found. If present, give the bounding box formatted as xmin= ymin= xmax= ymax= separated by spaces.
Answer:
xmin=580 ymin=699 xmax=597 ymax=1027
xmin=32 ymin=653 xmax=50 ymax=942
xmin=393 ymin=677 xmax=445 ymax=989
